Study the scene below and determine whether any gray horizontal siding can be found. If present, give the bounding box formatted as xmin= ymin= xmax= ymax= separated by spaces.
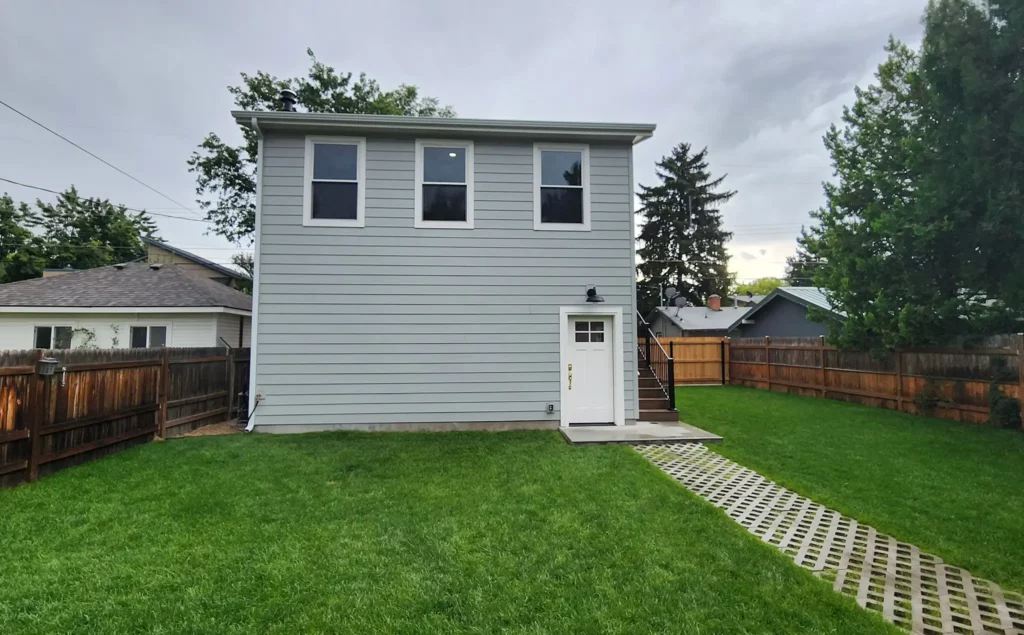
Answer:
xmin=254 ymin=133 xmax=637 ymax=428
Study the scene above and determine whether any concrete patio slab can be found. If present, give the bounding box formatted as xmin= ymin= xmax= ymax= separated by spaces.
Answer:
xmin=560 ymin=421 xmax=722 ymax=445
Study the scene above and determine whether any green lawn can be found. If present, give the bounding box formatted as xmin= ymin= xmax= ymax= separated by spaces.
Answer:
xmin=677 ymin=386 xmax=1024 ymax=594
xmin=0 ymin=432 xmax=894 ymax=634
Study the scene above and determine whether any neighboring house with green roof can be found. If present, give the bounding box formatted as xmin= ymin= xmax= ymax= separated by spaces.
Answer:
xmin=0 ymin=263 xmax=251 ymax=350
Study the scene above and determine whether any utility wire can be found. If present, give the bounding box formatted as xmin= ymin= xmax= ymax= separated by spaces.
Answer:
xmin=0 ymin=99 xmax=204 ymax=219
xmin=0 ymin=177 xmax=210 ymax=224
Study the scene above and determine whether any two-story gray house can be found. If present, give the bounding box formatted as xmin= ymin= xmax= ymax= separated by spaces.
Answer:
xmin=238 ymin=106 xmax=657 ymax=432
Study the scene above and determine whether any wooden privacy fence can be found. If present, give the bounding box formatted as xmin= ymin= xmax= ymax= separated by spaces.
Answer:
xmin=0 ymin=347 xmax=250 ymax=488
xmin=728 ymin=335 xmax=1022 ymax=425
xmin=639 ymin=334 xmax=1024 ymax=425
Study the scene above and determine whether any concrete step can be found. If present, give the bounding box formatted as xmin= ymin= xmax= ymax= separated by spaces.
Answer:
xmin=640 ymin=397 xmax=670 ymax=410
xmin=639 ymin=409 xmax=680 ymax=422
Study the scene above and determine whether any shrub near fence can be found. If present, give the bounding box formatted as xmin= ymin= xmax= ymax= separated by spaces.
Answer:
xmin=0 ymin=347 xmax=249 ymax=488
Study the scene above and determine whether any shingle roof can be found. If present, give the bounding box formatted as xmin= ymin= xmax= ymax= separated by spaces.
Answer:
xmin=776 ymin=286 xmax=843 ymax=315
xmin=143 ymin=237 xmax=250 ymax=281
xmin=655 ymin=305 xmax=754 ymax=331
xmin=0 ymin=263 xmax=252 ymax=312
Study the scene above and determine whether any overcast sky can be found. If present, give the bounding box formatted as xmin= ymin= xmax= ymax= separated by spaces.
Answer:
xmin=0 ymin=0 xmax=925 ymax=281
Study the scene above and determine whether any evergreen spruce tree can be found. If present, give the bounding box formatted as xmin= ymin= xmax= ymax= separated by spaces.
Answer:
xmin=784 ymin=226 xmax=821 ymax=286
xmin=636 ymin=143 xmax=735 ymax=310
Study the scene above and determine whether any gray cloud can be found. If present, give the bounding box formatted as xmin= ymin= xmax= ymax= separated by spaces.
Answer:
xmin=0 ymin=0 xmax=926 ymax=278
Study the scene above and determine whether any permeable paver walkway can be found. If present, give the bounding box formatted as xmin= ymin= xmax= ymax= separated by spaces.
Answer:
xmin=635 ymin=443 xmax=1024 ymax=635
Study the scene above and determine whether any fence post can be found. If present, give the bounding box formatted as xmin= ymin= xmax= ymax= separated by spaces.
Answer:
xmin=720 ymin=339 xmax=726 ymax=385
xmin=896 ymin=348 xmax=904 ymax=413
xmin=1017 ymin=334 xmax=1024 ymax=430
xmin=724 ymin=337 xmax=731 ymax=385
xmin=26 ymin=350 xmax=44 ymax=483
xmin=158 ymin=348 xmax=170 ymax=438
xmin=667 ymin=341 xmax=676 ymax=410
xmin=765 ymin=336 xmax=772 ymax=391
xmin=819 ymin=335 xmax=826 ymax=397
xmin=226 ymin=348 xmax=237 ymax=420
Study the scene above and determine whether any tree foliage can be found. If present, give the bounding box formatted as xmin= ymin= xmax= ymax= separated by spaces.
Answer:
xmin=735 ymin=277 xmax=784 ymax=297
xmin=188 ymin=49 xmax=455 ymax=245
xmin=230 ymin=252 xmax=254 ymax=295
xmin=637 ymin=143 xmax=735 ymax=313
xmin=0 ymin=188 xmax=157 ymax=284
xmin=784 ymin=227 xmax=821 ymax=286
xmin=803 ymin=2 xmax=1024 ymax=349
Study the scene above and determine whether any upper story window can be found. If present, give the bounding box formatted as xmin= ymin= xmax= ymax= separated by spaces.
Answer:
xmin=303 ymin=136 xmax=366 ymax=227
xmin=534 ymin=143 xmax=591 ymax=231
xmin=415 ymin=140 xmax=474 ymax=229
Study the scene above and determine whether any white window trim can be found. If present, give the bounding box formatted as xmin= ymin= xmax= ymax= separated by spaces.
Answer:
xmin=414 ymin=139 xmax=474 ymax=229
xmin=534 ymin=143 xmax=591 ymax=232
xmin=302 ymin=135 xmax=367 ymax=228
xmin=128 ymin=324 xmax=171 ymax=349
xmin=33 ymin=324 xmax=74 ymax=349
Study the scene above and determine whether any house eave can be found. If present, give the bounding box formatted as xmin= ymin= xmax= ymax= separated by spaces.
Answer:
xmin=0 ymin=306 xmax=251 ymax=316
xmin=233 ymin=111 xmax=656 ymax=145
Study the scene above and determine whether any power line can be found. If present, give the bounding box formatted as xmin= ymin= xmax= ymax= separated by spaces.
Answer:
xmin=0 ymin=177 xmax=211 ymax=224
xmin=0 ymin=99 xmax=204 ymax=219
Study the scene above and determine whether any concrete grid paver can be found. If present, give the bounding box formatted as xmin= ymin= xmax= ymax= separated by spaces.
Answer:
xmin=634 ymin=443 xmax=1024 ymax=635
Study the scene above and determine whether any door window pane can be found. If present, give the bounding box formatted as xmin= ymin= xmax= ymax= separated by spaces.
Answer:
xmin=423 ymin=147 xmax=466 ymax=183
xmin=540 ymin=188 xmax=583 ymax=224
xmin=311 ymin=182 xmax=358 ymax=219
xmin=590 ymin=333 xmax=604 ymax=343
xmin=313 ymin=144 xmax=358 ymax=180
xmin=575 ymin=321 xmax=588 ymax=332
xmin=575 ymin=333 xmax=588 ymax=342
xmin=541 ymin=151 xmax=582 ymax=186
xmin=590 ymin=321 xmax=604 ymax=331
xmin=149 ymin=326 xmax=167 ymax=348
xmin=53 ymin=327 xmax=73 ymax=349
xmin=34 ymin=326 xmax=52 ymax=349
xmin=130 ymin=326 xmax=148 ymax=349
xmin=422 ymin=185 xmax=467 ymax=221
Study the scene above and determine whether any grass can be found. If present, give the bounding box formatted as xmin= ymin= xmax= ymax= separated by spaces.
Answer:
xmin=0 ymin=431 xmax=895 ymax=634
xmin=676 ymin=385 xmax=1024 ymax=593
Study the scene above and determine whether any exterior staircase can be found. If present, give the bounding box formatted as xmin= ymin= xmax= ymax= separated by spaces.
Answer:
xmin=638 ymin=366 xmax=679 ymax=422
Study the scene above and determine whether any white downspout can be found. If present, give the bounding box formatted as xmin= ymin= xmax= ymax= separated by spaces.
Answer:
xmin=244 ymin=117 xmax=264 ymax=432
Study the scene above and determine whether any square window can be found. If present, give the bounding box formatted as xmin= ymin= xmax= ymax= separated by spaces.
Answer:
xmin=535 ymin=144 xmax=589 ymax=231
xmin=53 ymin=327 xmax=73 ymax=349
xmin=422 ymin=147 xmax=466 ymax=183
xmin=416 ymin=140 xmax=474 ymax=228
xmin=149 ymin=326 xmax=167 ymax=348
xmin=422 ymin=184 xmax=467 ymax=222
xmin=34 ymin=326 xmax=52 ymax=349
xmin=304 ymin=137 xmax=365 ymax=227
xmin=313 ymin=144 xmax=357 ymax=180
xmin=130 ymin=326 xmax=148 ymax=349
xmin=541 ymin=188 xmax=583 ymax=224
xmin=541 ymin=150 xmax=582 ymax=186
xmin=591 ymin=333 xmax=604 ymax=343
xmin=590 ymin=321 xmax=604 ymax=332
xmin=575 ymin=333 xmax=588 ymax=342
xmin=312 ymin=182 xmax=358 ymax=220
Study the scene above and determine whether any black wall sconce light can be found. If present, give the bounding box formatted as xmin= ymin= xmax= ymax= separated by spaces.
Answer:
xmin=586 ymin=287 xmax=604 ymax=303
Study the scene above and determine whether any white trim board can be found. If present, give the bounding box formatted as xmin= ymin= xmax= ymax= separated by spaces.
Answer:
xmin=247 ymin=119 xmax=265 ymax=431
xmin=559 ymin=305 xmax=625 ymax=427
xmin=0 ymin=306 xmax=250 ymax=316
xmin=302 ymin=135 xmax=367 ymax=228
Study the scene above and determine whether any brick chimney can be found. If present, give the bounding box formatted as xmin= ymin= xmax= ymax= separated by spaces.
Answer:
xmin=708 ymin=294 xmax=722 ymax=311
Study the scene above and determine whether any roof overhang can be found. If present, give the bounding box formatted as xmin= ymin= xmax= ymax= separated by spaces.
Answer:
xmin=233 ymin=111 xmax=657 ymax=145
xmin=0 ymin=306 xmax=251 ymax=316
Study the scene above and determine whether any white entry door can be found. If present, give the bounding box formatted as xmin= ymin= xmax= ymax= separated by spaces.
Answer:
xmin=565 ymin=317 xmax=615 ymax=424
